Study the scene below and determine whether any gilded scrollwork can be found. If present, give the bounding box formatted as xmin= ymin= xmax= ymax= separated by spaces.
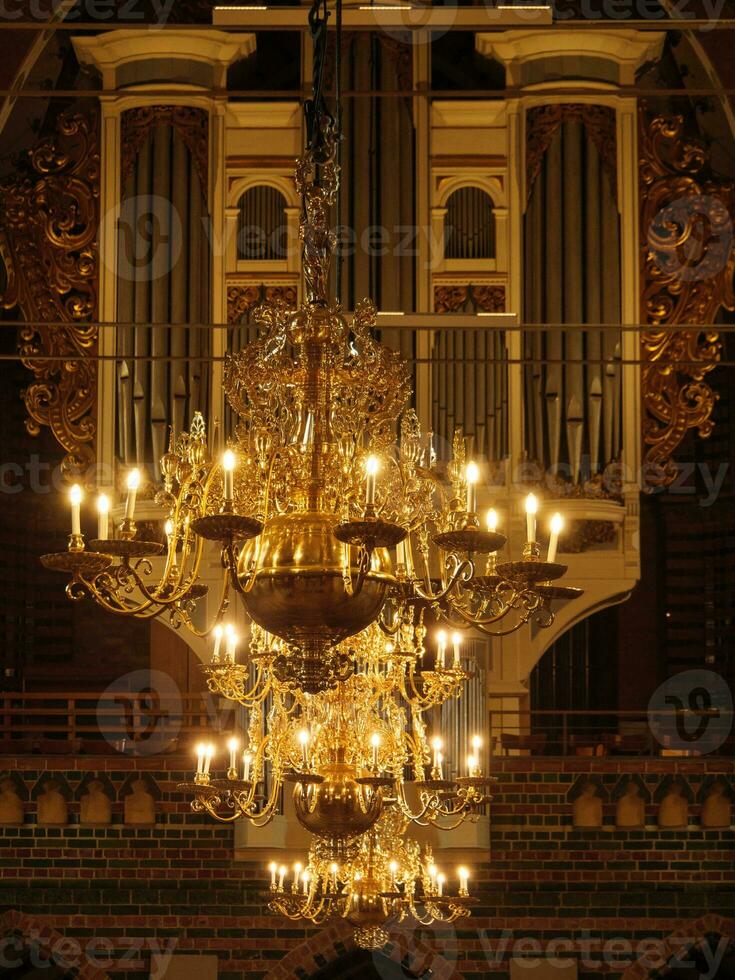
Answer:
xmin=433 ymin=284 xmax=505 ymax=314
xmin=227 ymin=284 xmax=298 ymax=324
xmin=640 ymin=111 xmax=735 ymax=487
xmin=0 ymin=109 xmax=100 ymax=478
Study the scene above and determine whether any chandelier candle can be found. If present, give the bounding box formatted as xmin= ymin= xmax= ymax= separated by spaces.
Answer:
xmin=465 ymin=461 xmax=479 ymax=515
xmin=371 ymin=732 xmax=381 ymax=771
xmin=222 ymin=450 xmax=235 ymax=507
xmin=69 ymin=484 xmax=82 ymax=537
xmin=96 ymin=493 xmax=109 ymax=540
xmin=124 ymin=469 xmax=140 ymax=521
xmin=224 ymin=625 xmax=237 ymax=663
xmin=227 ymin=737 xmax=239 ymax=777
xmin=242 ymin=751 xmax=251 ymax=782
xmin=458 ymin=867 xmax=469 ymax=897
xmin=211 ymin=624 xmax=223 ymax=663
xmin=269 ymin=862 xmax=277 ymax=889
xmin=436 ymin=630 xmax=447 ymax=669
xmin=547 ymin=513 xmax=564 ymax=564
xmin=452 ymin=631 xmax=462 ymax=668
xmin=365 ymin=455 xmax=379 ymax=510
xmin=525 ymin=493 xmax=538 ymax=545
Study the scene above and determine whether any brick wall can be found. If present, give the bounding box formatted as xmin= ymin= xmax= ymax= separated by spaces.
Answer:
xmin=0 ymin=754 xmax=732 ymax=979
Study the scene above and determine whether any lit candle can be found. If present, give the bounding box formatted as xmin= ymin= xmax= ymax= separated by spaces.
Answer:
xmin=302 ymin=870 xmax=310 ymax=895
xmin=525 ymin=493 xmax=538 ymax=545
xmin=164 ymin=518 xmax=174 ymax=555
xmin=431 ymin=736 xmax=443 ymax=777
xmin=547 ymin=512 xmax=564 ymax=564
xmin=96 ymin=493 xmax=110 ymax=540
xmin=298 ymin=729 xmax=310 ymax=769
xmin=471 ymin=735 xmax=482 ymax=775
xmin=222 ymin=450 xmax=235 ymax=504
xmin=242 ymin=750 xmax=252 ymax=782
xmin=211 ymin=624 xmax=223 ymax=663
xmin=365 ymin=455 xmax=379 ymax=508
xmin=224 ymin=624 xmax=238 ymax=664
xmin=370 ymin=732 xmax=381 ymax=771
xmin=69 ymin=484 xmax=82 ymax=537
xmin=203 ymin=743 xmax=214 ymax=776
xmin=293 ymin=862 xmax=302 ymax=891
xmin=269 ymin=861 xmax=277 ymax=889
xmin=278 ymin=865 xmax=286 ymax=891
xmin=389 ymin=860 xmax=398 ymax=888
xmin=428 ymin=863 xmax=437 ymax=892
xmin=396 ymin=540 xmax=406 ymax=570
xmin=404 ymin=536 xmax=414 ymax=578
xmin=451 ymin=631 xmax=462 ymax=668
xmin=195 ymin=742 xmax=205 ymax=777
xmin=467 ymin=754 xmax=478 ymax=776
xmin=125 ymin=469 xmax=140 ymax=521
xmin=465 ymin=461 xmax=479 ymax=514
xmin=437 ymin=873 xmax=446 ymax=897
xmin=330 ymin=862 xmax=338 ymax=891
xmin=227 ymin=736 xmax=239 ymax=773
xmin=458 ymin=866 xmax=469 ymax=897
xmin=436 ymin=630 xmax=446 ymax=670
xmin=486 ymin=508 xmax=498 ymax=533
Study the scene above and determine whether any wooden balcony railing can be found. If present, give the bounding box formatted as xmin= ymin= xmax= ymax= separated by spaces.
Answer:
xmin=489 ymin=706 xmax=735 ymax=758
xmin=0 ymin=693 xmax=732 ymax=758
xmin=0 ymin=691 xmax=230 ymax=755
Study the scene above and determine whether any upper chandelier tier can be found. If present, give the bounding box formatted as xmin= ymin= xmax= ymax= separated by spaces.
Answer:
xmin=41 ymin=4 xmax=581 ymax=695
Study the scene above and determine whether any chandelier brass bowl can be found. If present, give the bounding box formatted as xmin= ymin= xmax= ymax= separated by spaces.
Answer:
xmin=238 ymin=511 xmax=394 ymax=649
xmin=293 ymin=760 xmax=384 ymax=844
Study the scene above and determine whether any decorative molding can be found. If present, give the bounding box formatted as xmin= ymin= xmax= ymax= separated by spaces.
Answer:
xmin=526 ymin=104 xmax=617 ymax=205
xmin=639 ymin=112 xmax=734 ymax=488
xmin=434 ymin=284 xmax=506 ymax=314
xmin=227 ymin=283 xmax=297 ymax=324
xmin=120 ymin=105 xmax=209 ymax=193
xmin=476 ymin=29 xmax=665 ymax=87
xmin=73 ymin=28 xmax=255 ymax=90
xmin=0 ymin=109 xmax=100 ymax=478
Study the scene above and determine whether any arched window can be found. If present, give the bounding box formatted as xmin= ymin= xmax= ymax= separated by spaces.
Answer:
xmin=236 ymin=185 xmax=288 ymax=261
xmin=444 ymin=186 xmax=496 ymax=259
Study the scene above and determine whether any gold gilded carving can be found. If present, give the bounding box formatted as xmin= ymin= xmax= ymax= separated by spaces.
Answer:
xmin=120 ymin=106 xmax=209 ymax=191
xmin=640 ymin=112 xmax=734 ymax=487
xmin=433 ymin=284 xmax=505 ymax=314
xmin=227 ymin=284 xmax=298 ymax=324
xmin=526 ymin=105 xmax=617 ymax=204
xmin=0 ymin=110 xmax=99 ymax=477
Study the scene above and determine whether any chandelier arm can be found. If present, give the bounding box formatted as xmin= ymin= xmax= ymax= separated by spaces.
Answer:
xmin=392 ymin=781 xmax=433 ymax=824
xmin=175 ymin=575 xmax=231 ymax=639
xmin=223 ymin=537 xmax=259 ymax=597
xmin=341 ymin=542 xmax=371 ymax=598
xmin=410 ymin=556 xmax=473 ymax=604
xmin=74 ymin=576 xmax=165 ymax=618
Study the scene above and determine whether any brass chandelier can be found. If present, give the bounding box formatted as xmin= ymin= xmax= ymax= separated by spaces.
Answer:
xmin=41 ymin=0 xmax=581 ymax=946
